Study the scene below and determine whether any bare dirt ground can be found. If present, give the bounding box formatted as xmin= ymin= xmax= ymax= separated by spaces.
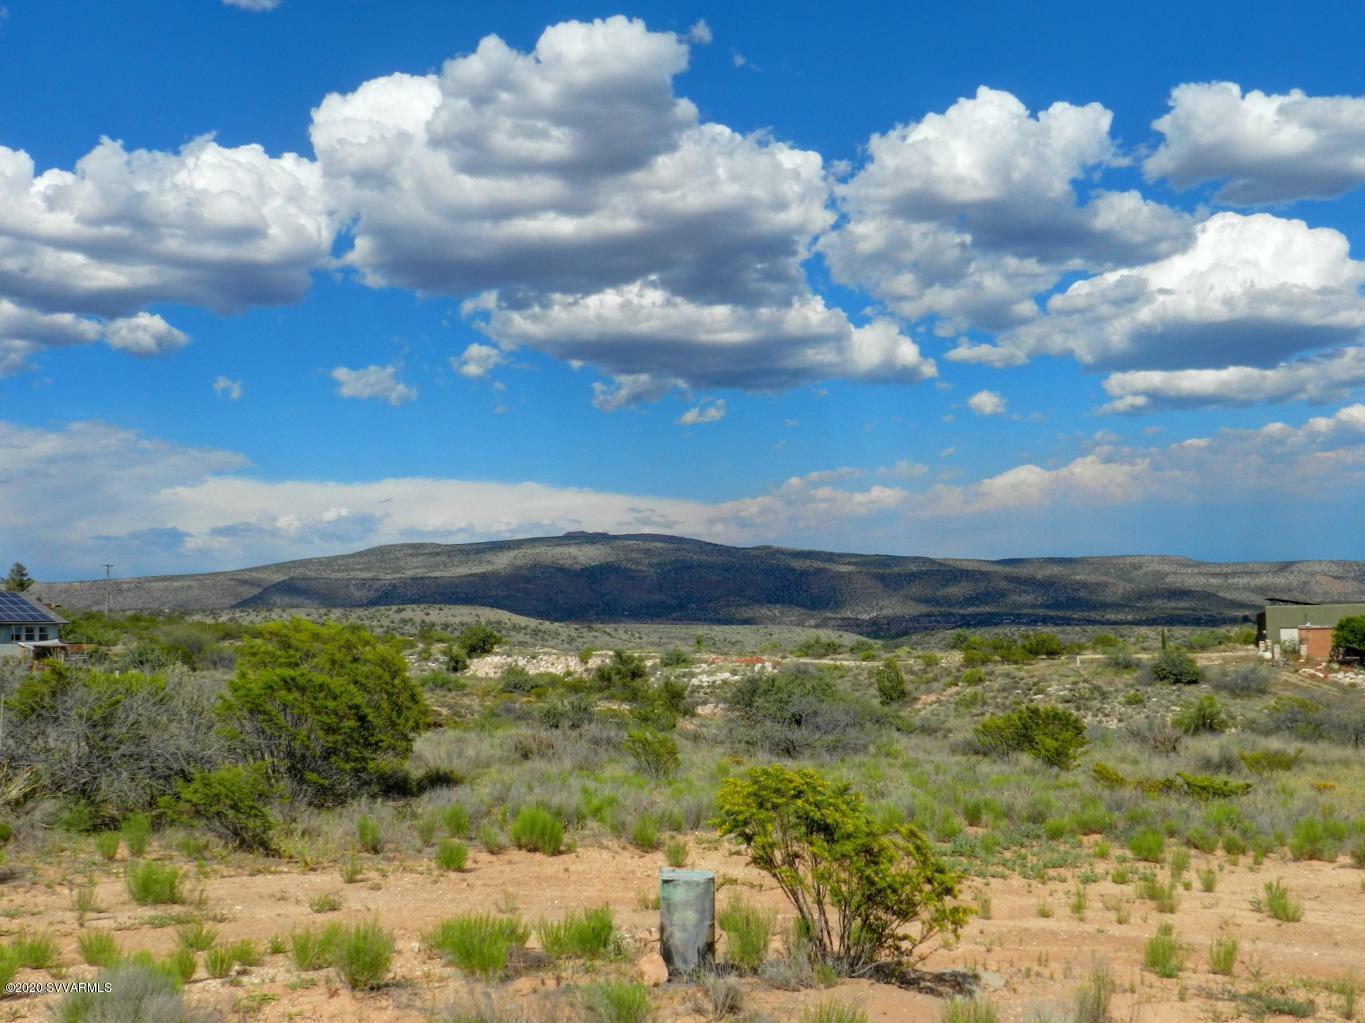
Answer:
xmin=2 ymin=837 xmax=1362 ymax=1022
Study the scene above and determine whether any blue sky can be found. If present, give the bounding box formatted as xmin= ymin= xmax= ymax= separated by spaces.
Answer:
xmin=4 ymin=0 xmax=1365 ymax=579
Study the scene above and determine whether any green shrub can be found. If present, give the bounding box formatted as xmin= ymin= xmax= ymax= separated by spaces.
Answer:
xmin=874 ymin=659 xmax=907 ymax=704
xmin=205 ymin=944 xmax=236 ymax=979
xmin=660 ymin=648 xmax=693 ymax=668
xmin=664 ymin=838 xmax=688 ymax=868
xmin=584 ymin=981 xmax=653 ymax=1023
xmin=456 ymin=624 xmax=503 ymax=657
xmin=290 ymin=925 xmax=341 ymax=971
xmin=1143 ymin=923 xmax=1183 ymax=977
xmin=510 ymin=806 xmax=564 ymax=855
xmin=441 ymin=803 xmax=471 ymax=838
xmin=229 ymin=939 xmax=261 ymax=967
xmin=724 ymin=664 xmax=881 ymax=758
xmin=13 ymin=928 xmax=60 ymax=969
xmin=175 ymin=921 xmax=218 ymax=952
xmin=630 ymin=814 xmax=661 ymax=852
xmin=713 ymin=765 xmax=966 ymax=974
xmin=793 ymin=637 xmax=844 ymax=659
xmin=973 ymin=705 xmax=1087 ymax=769
xmin=1238 ymin=748 xmax=1302 ymax=775
xmin=53 ymin=962 xmax=214 ymax=1023
xmin=176 ymin=762 xmax=278 ymax=852
xmin=1208 ymin=936 xmax=1238 ymax=975
xmin=1171 ymin=695 xmax=1229 ymax=735
xmin=1020 ymin=633 xmax=1064 ymax=658
xmin=435 ymin=840 xmax=468 ymax=872
xmin=124 ymin=861 xmax=185 ymax=905
xmin=332 ymin=920 xmax=393 ymax=990
xmin=426 ymin=913 xmax=530 ymax=979
xmin=1288 ymin=817 xmax=1340 ymax=861
xmin=1332 ymin=615 xmax=1365 ymax=657
xmin=1256 ymin=879 xmax=1304 ymax=922
xmin=218 ymin=618 xmax=428 ymax=805
xmin=77 ymin=930 xmax=120 ymax=968
xmin=1150 ymin=650 xmax=1201 ymax=685
xmin=121 ymin=813 xmax=152 ymax=857
xmin=1176 ymin=773 xmax=1252 ymax=801
xmin=1072 ymin=966 xmax=1114 ymax=1023
xmin=1129 ymin=828 xmax=1165 ymax=863
xmin=938 ymin=998 xmax=996 ymax=1023
xmin=0 ymin=947 xmax=17 ymax=992
xmin=717 ymin=900 xmax=775 ymax=972
xmin=622 ymin=729 xmax=680 ymax=780
xmin=166 ymin=947 xmax=197 ymax=985
xmin=93 ymin=832 xmax=120 ymax=861
xmin=357 ymin=815 xmax=382 ymax=854
xmin=536 ymin=906 xmax=615 ymax=958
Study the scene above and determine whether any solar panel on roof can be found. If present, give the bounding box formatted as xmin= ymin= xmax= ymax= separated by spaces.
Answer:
xmin=0 ymin=593 xmax=59 ymax=623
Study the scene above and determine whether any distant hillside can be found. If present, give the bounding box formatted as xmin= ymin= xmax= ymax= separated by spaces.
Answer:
xmin=34 ymin=532 xmax=1365 ymax=637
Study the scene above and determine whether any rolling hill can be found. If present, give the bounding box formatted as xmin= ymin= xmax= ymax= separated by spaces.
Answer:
xmin=33 ymin=532 xmax=1365 ymax=637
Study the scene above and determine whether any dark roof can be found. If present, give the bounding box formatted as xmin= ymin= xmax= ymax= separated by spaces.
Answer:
xmin=0 ymin=592 xmax=66 ymax=625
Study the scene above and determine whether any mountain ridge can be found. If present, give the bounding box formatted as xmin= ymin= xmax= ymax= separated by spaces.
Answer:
xmin=33 ymin=533 xmax=1365 ymax=637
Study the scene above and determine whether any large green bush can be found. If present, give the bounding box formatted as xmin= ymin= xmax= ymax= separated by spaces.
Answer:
xmin=725 ymin=664 xmax=880 ymax=757
xmin=713 ymin=765 xmax=966 ymax=975
xmin=874 ymin=659 xmax=907 ymax=705
xmin=973 ymin=705 xmax=1087 ymax=769
xmin=1150 ymin=650 xmax=1202 ymax=685
xmin=218 ymin=618 xmax=427 ymax=804
xmin=3 ymin=663 xmax=226 ymax=822
xmin=176 ymin=763 xmax=278 ymax=852
xmin=1333 ymin=616 xmax=1365 ymax=657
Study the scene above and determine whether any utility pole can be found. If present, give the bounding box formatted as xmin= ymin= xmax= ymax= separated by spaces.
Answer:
xmin=102 ymin=563 xmax=114 ymax=617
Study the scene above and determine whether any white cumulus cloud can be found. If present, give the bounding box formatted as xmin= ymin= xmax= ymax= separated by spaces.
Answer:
xmin=1146 ymin=82 xmax=1365 ymax=204
xmin=329 ymin=364 xmax=417 ymax=405
xmin=452 ymin=342 xmax=506 ymax=379
xmin=677 ymin=398 xmax=726 ymax=425
xmin=213 ymin=376 xmax=244 ymax=400
xmin=967 ymin=389 xmax=1007 ymax=416
xmin=821 ymin=86 xmax=1191 ymax=334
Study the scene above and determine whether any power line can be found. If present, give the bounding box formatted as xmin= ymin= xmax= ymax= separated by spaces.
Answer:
xmin=102 ymin=563 xmax=114 ymax=617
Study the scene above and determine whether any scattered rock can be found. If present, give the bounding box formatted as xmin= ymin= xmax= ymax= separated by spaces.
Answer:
xmin=636 ymin=952 xmax=669 ymax=986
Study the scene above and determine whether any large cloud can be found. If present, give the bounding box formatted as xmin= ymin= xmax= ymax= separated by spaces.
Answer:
xmin=9 ymin=409 xmax=1365 ymax=576
xmin=1146 ymin=82 xmax=1365 ymax=204
xmin=0 ymin=135 xmax=333 ymax=369
xmin=311 ymin=17 xmax=928 ymax=398
xmin=820 ymin=87 xmax=1191 ymax=334
xmin=975 ymin=212 xmax=1365 ymax=373
xmin=1100 ymin=347 xmax=1365 ymax=413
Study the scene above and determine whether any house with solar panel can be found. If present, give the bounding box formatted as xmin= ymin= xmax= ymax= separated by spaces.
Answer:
xmin=0 ymin=591 xmax=68 ymax=659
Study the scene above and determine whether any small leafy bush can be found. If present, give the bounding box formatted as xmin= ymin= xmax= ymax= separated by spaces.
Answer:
xmin=1256 ymin=879 xmax=1304 ymax=922
xmin=1238 ymin=748 xmax=1302 ymax=775
xmin=623 ymin=729 xmax=680 ymax=780
xmin=537 ymin=906 xmax=615 ymax=958
xmin=435 ymin=839 xmax=468 ymax=871
xmin=713 ymin=765 xmax=966 ymax=975
xmin=1143 ymin=923 xmax=1183 ymax=977
xmin=717 ymin=900 xmax=775 ymax=973
xmin=77 ymin=931 xmax=120 ymax=968
xmin=357 ymin=815 xmax=382 ymax=854
xmin=1171 ymin=695 xmax=1229 ymax=735
xmin=1128 ymin=828 xmax=1165 ymax=863
xmin=938 ymin=998 xmax=996 ymax=1023
xmin=1176 ymin=773 xmax=1252 ymax=801
xmin=94 ymin=832 xmax=120 ymax=861
xmin=176 ymin=762 xmax=278 ymax=852
xmin=125 ymin=861 xmax=185 ymax=905
xmin=205 ymin=945 xmax=236 ymax=979
xmin=584 ymin=981 xmax=653 ymax=1023
xmin=1208 ymin=935 xmax=1238 ymax=975
xmin=13 ymin=928 xmax=60 ymax=969
xmin=510 ymin=806 xmax=564 ymax=855
xmin=973 ymin=705 xmax=1087 ymax=769
xmin=175 ymin=921 xmax=218 ymax=952
xmin=426 ymin=913 xmax=530 ymax=979
xmin=874 ymin=659 xmax=907 ymax=704
xmin=121 ymin=813 xmax=152 ymax=857
xmin=53 ymin=962 xmax=217 ymax=1023
xmin=1149 ymin=650 xmax=1201 ymax=685
xmin=332 ymin=920 xmax=393 ymax=990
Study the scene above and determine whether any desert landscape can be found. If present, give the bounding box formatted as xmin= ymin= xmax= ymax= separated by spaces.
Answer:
xmin=2 ymin=595 xmax=1363 ymax=1022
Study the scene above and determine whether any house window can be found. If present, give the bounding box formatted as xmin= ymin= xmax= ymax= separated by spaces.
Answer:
xmin=38 ymin=626 xmax=49 ymax=641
